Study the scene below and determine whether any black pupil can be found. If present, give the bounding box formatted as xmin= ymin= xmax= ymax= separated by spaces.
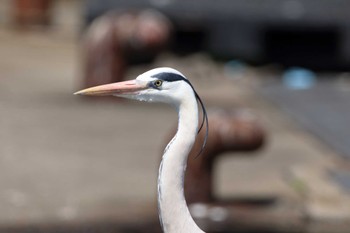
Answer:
xmin=156 ymin=80 xmax=162 ymax=86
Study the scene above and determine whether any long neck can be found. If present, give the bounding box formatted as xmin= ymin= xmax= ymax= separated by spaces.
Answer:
xmin=157 ymin=97 xmax=205 ymax=233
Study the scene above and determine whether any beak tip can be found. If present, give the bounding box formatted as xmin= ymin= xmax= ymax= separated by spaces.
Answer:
xmin=74 ymin=90 xmax=89 ymax=96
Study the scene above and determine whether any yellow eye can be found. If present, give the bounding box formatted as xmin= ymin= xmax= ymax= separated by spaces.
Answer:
xmin=154 ymin=80 xmax=163 ymax=87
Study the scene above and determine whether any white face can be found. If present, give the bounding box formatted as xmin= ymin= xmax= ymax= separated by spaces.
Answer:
xmin=122 ymin=68 xmax=195 ymax=106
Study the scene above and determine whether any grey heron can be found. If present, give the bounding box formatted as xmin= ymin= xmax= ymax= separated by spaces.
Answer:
xmin=75 ymin=67 xmax=208 ymax=233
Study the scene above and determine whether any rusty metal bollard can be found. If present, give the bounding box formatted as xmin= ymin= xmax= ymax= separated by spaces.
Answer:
xmin=163 ymin=109 xmax=265 ymax=204
xmin=13 ymin=0 xmax=53 ymax=27
xmin=81 ymin=10 xmax=172 ymax=90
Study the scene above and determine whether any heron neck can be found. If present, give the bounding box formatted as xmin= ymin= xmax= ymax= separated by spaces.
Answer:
xmin=158 ymin=97 xmax=204 ymax=233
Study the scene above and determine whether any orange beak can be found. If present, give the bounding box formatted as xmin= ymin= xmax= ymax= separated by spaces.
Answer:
xmin=74 ymin=80 xmax=148 ymax=96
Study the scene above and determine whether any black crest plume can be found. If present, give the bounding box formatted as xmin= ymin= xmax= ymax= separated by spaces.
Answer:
xmin=193 ymin=89 xmax=209 ymax=158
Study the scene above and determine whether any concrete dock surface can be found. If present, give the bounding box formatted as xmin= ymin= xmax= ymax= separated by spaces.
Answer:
xmin=0 ymin=1 xmax=349 ymax=232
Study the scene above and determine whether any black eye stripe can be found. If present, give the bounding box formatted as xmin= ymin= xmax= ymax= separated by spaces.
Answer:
xmin=151 ymin=72 xmax=193 ymax=89
xmin=151 ymin=72 xmax=187 ymax=83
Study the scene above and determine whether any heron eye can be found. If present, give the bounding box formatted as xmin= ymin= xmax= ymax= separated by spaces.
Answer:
xmin=154 ymin=80 xmax=163 ymax=87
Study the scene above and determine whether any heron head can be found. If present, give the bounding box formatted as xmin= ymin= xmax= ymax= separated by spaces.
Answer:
xmin=75 ymin=67 xmax=195 ymax=105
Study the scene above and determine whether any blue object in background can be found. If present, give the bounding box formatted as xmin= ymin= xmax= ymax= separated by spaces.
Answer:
xmin=282 ymin=67 xmax=316 ymax=90
xmin=224 ymin=60 xmax=246 ymax=80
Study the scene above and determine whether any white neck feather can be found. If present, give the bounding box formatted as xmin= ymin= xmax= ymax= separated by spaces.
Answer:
xmin=157 ymin=93 xmax=205 ymax=233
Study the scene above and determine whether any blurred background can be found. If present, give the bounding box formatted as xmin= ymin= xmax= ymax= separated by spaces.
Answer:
xmin=0 ymin=0 xmax=350 ymax=232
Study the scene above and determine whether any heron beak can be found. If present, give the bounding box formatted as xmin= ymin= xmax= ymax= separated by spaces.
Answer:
xmin=74 ymin=79 xmax=148 ymax=96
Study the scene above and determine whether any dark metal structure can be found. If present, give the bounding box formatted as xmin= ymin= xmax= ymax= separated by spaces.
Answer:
xmin=85 ymin=0 xmax=350 ymax=70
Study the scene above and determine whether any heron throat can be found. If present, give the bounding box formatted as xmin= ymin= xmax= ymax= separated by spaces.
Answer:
xmin=157 ymin=96 xmax=205 ymax=233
